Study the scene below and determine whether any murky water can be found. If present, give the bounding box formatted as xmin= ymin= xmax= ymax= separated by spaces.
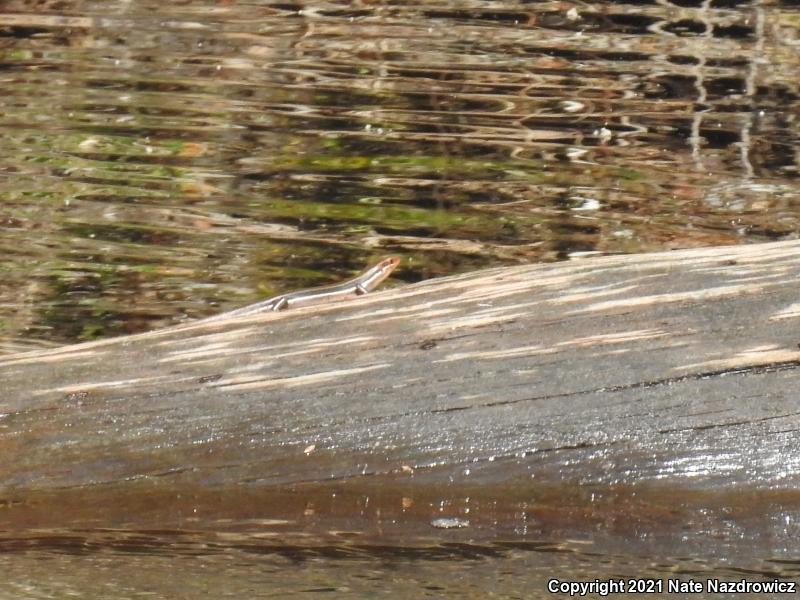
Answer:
xmin=1 ymin=481 xmax=800 ymax=598
xmin=1 ymin=0 xmax=798 ymax=349
xmin=1 ymin=536 xmax=796 ymax=599
xmin=2 ymin=0 xmax=800 ymax=595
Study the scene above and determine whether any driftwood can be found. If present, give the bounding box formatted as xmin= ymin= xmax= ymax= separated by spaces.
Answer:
xmin=2 ymin=241 xmax=800 ymax=554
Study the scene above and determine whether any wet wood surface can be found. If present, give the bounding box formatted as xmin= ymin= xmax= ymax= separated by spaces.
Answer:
xmin=3 ymin=239 xmax=799 ymax=498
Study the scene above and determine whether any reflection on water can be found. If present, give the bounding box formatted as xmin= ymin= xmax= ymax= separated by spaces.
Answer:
xmin=0 ymin=530 xmax=798 ymax=599
xmin=0 ymin=0 xmax=797 ymax=347
xmin=1 ymin=1 xmax=799 ymax=591
xmin=0 ymin=536 xmax=690 ymax=599
xmin=0 ymin=480 xmax=799 ymax=597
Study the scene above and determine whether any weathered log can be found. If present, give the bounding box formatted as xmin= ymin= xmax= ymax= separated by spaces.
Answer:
xmin=2 ymin=241 xmax=800 ymax=552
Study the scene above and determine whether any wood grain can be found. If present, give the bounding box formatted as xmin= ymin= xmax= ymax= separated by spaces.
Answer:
xmin=2 ymin=241 xmax=800 ymax=547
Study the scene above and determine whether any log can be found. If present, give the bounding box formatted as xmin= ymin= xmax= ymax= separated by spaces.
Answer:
xmin=2 ymin=240 xmax=800 ymax=555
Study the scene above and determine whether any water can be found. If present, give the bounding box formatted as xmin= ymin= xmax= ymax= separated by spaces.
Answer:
xmin=2 ymin=478 xmax=800 ymax=597
xmin=0 ymin=0 xmax=798 ymax=348
xmin=1 ymin=0 xmax=799 ymax=595
xmin=0 ymin=537 xmax=792 ymax=599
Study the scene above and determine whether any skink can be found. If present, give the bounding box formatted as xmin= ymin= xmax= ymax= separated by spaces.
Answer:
xmin=204 ymin=256 xmax=401 ymax=321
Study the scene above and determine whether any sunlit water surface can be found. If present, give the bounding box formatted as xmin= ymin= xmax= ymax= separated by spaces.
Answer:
xmin=1 ymin=519 xmax=799 ymax=599
xmin=0 ymin=0 xmax=798 ymax=349
xmin=1 ymin=0 xmax=800 ymax=595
